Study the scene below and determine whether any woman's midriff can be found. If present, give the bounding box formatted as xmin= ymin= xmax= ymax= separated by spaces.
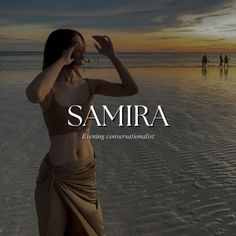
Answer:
xmin=48 ymin=131 xmax=94 ymax=167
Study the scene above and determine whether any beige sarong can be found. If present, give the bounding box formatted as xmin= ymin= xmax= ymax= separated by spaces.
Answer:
xmin=35 ymin=152 xmax=105 ymax=236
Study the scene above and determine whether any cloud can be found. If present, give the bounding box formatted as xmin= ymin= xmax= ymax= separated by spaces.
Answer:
xmin=0 ymin=0 xmax=234 ymax=31
xmin=1 ymin=0 xmax=236 ymax=51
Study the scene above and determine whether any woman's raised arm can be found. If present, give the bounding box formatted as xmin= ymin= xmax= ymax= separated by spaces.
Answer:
xmin=25 ymin=46 xmax=78 ymax=103
xmin=91 ymin=35 xmax=139 ymax=96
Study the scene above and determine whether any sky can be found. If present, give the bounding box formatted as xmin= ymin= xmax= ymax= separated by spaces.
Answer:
xmin=1 ymin=0 xmax=236 ymax=52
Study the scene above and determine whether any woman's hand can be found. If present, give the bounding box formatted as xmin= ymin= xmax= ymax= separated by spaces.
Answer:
xmin=61 ymin=46 xmax=80 ymax=65
xmin=92 ymin=35 xmax=116 ymax=58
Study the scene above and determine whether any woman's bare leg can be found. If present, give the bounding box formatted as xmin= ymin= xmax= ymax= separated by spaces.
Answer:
xmin=46 ymin=189 xmax=69 ymax=236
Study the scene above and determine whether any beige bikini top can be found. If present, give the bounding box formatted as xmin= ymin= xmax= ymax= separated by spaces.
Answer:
xmin=42 ymin=78 xmax=93 ymax=136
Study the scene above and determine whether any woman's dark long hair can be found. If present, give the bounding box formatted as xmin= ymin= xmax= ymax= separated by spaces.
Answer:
xmin=43 ymin=29 xmax=85 ymax=70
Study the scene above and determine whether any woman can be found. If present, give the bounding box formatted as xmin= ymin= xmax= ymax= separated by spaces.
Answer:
xmin=26 ymin=29 xmax=138 ymax=236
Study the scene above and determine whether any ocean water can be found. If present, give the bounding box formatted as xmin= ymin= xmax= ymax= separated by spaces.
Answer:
xmin=1 ymin=51 xmax=236 ymax=235
xmin=0 ymin=51 xmax=235 ymax=71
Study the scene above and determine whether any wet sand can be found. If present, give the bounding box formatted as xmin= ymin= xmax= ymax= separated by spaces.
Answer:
xmin=0 ymin=67 xmax=236 ymax=235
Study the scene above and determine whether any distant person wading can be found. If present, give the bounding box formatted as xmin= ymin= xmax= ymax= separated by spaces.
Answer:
xmin=219 ymin=54 xmax=223 ymax=68
xmin=202 ymin=55 xmax=209 ymax=68
xmin=224 ymin=54 xmax=229 ymax=68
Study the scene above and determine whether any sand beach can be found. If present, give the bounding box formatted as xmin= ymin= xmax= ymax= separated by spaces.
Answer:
xmin=0 ymin=63 xmax=236 ymax=235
